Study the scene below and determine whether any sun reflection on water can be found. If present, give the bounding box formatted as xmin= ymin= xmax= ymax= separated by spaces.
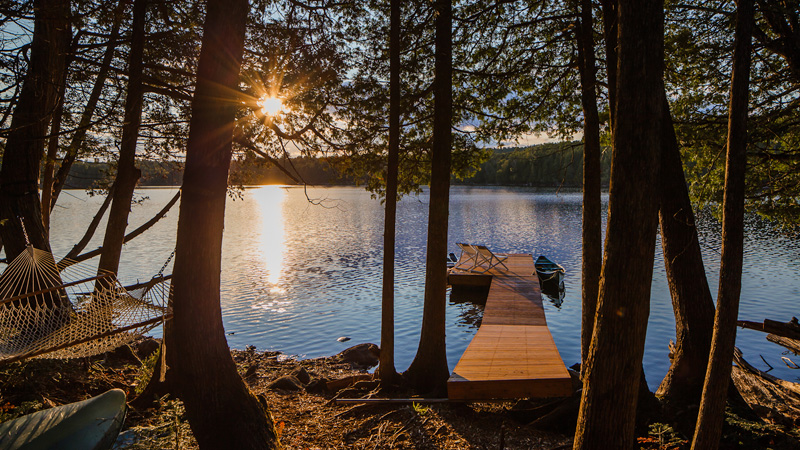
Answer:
xmin=252 ymin=186 xmax=287 ymax=287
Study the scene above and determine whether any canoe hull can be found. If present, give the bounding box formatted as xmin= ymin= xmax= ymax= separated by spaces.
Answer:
xmin=0 ymin=388 xmax=127 ymax=450
xmin=534 ymin=255 xmax=565 ymax=296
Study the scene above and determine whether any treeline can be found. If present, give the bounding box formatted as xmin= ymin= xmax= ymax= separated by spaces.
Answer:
xmin=62 ymin=157 xmax=352 ymax=188
xmin=463 ymin=142 xmax=611 ymax=187
xmin=229 ymin=157 xmax=353 ymax=186
xmin=63 ymin=142 xmax=610 ymax=189
xmin=62 ymin=161 xmax=183 ymax=188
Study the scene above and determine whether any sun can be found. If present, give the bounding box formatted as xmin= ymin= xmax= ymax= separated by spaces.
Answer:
xmin=259 ymin=96 xmax=283 ymax=116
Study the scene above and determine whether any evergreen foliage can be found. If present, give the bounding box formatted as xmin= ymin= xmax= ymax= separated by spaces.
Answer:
xmin=62 ymin=141 xmax=611 ymax=189
xmin=465 ymin=142 xmax=611 ymax=187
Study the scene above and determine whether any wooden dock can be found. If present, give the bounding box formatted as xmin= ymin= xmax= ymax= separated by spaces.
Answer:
xmin=447 ymin=253 xmax=573 ymax=400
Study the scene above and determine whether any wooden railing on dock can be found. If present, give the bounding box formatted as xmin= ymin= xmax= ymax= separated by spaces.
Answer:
xmin=447 ymin=253 xmax=573 ymax=400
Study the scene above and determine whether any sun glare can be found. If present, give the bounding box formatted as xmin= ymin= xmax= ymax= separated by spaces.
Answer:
xmin=259 ymin=96 xmax=284 ymax=116
xmin=254 ymin=186 xmax=287 ymax=286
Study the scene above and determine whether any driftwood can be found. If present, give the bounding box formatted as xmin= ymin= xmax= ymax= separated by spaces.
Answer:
xmin=767 ymin=334 xmax=800 ymax=355
xmin=731 ymin=347 xmax=800 ymax=426
xmin=325 ymin=373 xmax=374 ymax=392
xmin=334 ymin=398 xmax=452 ymax=404
xmin=737 ymin=317 xmax=800 ymax=341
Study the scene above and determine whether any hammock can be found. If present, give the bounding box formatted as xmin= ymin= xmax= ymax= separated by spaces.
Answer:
xmin=0 ymin=245 xmax=172 ymax=364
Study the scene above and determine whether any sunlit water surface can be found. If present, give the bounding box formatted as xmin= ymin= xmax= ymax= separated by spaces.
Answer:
xmin=36 ymin=186 xmax=800 ymax=388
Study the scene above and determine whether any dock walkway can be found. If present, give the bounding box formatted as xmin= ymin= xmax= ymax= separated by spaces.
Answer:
xmin=447 ymin=253 xmax=573 ymax=400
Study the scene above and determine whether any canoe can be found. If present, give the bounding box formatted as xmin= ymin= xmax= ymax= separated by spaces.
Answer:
xmin=534 ymin=255 xmax=565 ymax=295
xmin=0 ymin=388 xmax=127 ymax=450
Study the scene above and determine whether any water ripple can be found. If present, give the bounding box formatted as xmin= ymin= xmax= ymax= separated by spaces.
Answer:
xmin=43 ymin=186 xmax=800 ymax=388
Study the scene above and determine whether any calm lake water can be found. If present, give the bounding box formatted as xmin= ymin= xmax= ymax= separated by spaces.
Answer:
xmin=32 ymin=186 xmax=800 ymax=388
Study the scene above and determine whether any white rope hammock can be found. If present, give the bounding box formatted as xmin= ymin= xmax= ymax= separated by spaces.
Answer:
xmin=0 ymin=245 xmax=171 ymax=364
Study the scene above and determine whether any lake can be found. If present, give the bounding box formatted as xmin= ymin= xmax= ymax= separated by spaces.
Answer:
xmin=36 ymin=186 xmax=800 ymax=388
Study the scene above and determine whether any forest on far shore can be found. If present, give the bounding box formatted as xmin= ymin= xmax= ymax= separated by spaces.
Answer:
xmin=63 ymin=141 xmax=612 ymax=189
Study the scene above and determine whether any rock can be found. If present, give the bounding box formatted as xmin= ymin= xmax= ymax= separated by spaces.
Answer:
xmin=244 ymin=364 xmax=259 ymax=380
xmin=326 ymin=374 xmax=374 ymax=392
xmin=337 ymin=336 xmax=351 ymax=342
xmin=336 ymin=343 xmax=380 ymax=368
xmin=136 ymin=338 xmax=161 ymax=359
xmin=267 ymin=375 xmax=304 ymax=392
xmin=292 ymin=367 xmax=311 ymax=385
xmin=107 ymin=344 xmax=139 ymax=363
xmin=305 ymin=378 xmax=329 ymax=393
xmin=352 ymin=380 xmax=379 ymax=391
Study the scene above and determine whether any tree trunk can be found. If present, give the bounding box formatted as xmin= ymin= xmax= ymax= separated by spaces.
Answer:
xmin=599 ymin=0 xmax=617 ymax=131
xmin=61 ymin=190 xmax=180 ymax=267
xmin=41 ymin=62 xmax=70 ymax=233
xmin=170 ymin=0 xmax=281 ymax=447
xmin=378 ymin=0 xmax=401 ymax=389
xmin=97 ymin=0 xmax=145 ymax=276
xmin=573 ymin=0 xmax=664 ymax=448
xmin=691 ymin=1 xmax=754 ymax=448
xmin=656 ymin=92 xmax=716 ymax=405
xmin=576 ymin=0 xmax=603 ymax=379
xmin=403 ymin=0 xmax=452 ymax=394
xmin=0 ymin=0 xmax=71 ymax=258
xmin=49 ymin=1 xmax=125 ymax=210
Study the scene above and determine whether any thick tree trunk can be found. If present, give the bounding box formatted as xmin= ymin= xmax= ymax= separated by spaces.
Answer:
xmin=0 ymin=0 xmax=71 ymax=258
xmin=576 ymin=0 xmax=603 ymax=378
xmin=403 ymin=0 xmax=452 ymax=394
xmin=691 ymin=1 xmax=754 ymax=448
xmin=378 ymin=0 xmax=401 ymax=389
xmin=573 ymin=0 xmax=664 ymax=448
xmin=170 ymin=0 xmax=281 ymax=447
xmin=656 ymin=93 xmax=716 ymax=405
xmin=97 ymin=0 xmax=145 ymax=276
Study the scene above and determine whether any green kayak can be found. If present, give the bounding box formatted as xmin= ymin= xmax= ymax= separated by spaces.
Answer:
xmin=534 ymin=255 xmax=565 ymax=295
xmin=0 ymin=389 xmax=127 ymax=450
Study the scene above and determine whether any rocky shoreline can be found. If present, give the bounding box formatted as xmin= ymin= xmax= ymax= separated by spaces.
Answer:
xmin=1 ymin=337 xmax=798 ymax=449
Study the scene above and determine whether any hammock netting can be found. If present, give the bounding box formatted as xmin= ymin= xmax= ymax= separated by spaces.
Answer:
xmin=0 ymin=246 xmax=171 ymax=364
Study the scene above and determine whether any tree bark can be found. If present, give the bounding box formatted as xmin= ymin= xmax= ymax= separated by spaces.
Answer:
xmin=691 ymin=0 xmax=754 ymax=447
xmin=738 ymin=317 xmax=800 ymax=340
xmin=576 ymin=0 xmax=603 ymax=379
xmin=49 ymin=1 xmax=125 ymax=210
xmin=170 ymin=0 xmax=281 ymax=447
xmin=378 ymin=0 xmax=401 ymax=389
xmin=656 ymin=92 xmax=716 ymax=405
xmin=731 ymin=348 xmax=800 ymax=426
xmin=766 ymin=335 xmax=800 ymax=354
xmin=573 ymin=0 xmax=664 ymax=448
xmin=97 ymin=0 xmax=145 ymax=276
xmin=41 ymin=60 xmax=70 ymax=233
xmin=403 ymin=0 xmax=452 ymax=394
xmin=0 ymin=0 xmax=71 ymax=258
xmin=599 ymin=0 xmax=617 ymax=130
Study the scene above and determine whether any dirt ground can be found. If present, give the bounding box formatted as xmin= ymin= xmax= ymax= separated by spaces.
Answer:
xmin=1 ymin=340 xmax=798 ymax=449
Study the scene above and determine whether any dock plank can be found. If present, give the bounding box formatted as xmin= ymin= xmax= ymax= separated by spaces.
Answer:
xmin=447 ymin=253 xmax=572 ymax=400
